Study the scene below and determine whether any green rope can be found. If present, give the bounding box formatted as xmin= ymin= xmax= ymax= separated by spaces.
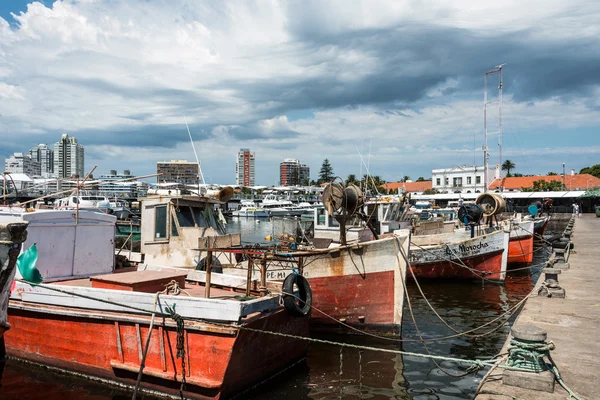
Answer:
xmin=165 ymin=304 xmax=187 ymax=398
xmin=504 ymin=338 xmax=554 ymax=373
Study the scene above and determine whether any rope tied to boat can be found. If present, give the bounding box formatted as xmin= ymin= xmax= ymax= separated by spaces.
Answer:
xmin=165 ymin=303 xmax=187 ymax=398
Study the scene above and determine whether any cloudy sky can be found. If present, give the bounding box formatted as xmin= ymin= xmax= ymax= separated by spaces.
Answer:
xmin=1 ymin=0 xmax=599 ymax=185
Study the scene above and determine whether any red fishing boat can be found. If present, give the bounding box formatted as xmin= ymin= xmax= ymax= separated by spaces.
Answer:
xmin=409 ymin=229 xmax=509 ymax=282
xmin=502 ymin=219 xmax=535 ymax=264
xmin=1 ymin=206 xmax=310 ymax=399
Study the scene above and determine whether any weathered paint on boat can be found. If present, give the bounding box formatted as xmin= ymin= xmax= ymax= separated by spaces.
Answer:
xmin=533 ymin=216 xmax=550 ymax=237
xmin=409 ymin=229 xmax=509 ymax=282
xmin=300 ymin=235 xmax=408 ymax=330
xmin=507 ymin=235 xmax=534 ymax=264
xmin=505 ymin=219 xmax=534 ymax=264
xmin=5 ymin=303 xmax=308 ymax=399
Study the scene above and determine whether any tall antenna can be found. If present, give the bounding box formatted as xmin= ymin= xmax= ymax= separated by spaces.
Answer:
xmin=183 ymin=114 xmax=205 ymax=184
xmin=483 ymin=63 xmax=505 ymax=192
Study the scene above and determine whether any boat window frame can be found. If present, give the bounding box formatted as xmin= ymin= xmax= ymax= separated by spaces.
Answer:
xmin=154 ymin=205 xmax=168 ymax=240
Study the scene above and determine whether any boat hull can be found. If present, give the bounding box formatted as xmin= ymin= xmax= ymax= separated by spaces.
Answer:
xmin=409 ymin=230 xmax=509 ymax=282
xmin=506 ymin=220 xmax=534 ymax=264
xmin=302 ymin=236 xmax=408 ymax=330
xmin=508 ymin=235 xmax=534 ymax=264
xmin=5 ymin=304 xmax=308 ymax=399
xmin=533 ymin=216 xmax=550 ymax=237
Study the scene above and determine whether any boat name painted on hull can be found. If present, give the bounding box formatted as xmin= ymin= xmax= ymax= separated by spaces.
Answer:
xmin=448 ymin=241 xmax=489 ymax=255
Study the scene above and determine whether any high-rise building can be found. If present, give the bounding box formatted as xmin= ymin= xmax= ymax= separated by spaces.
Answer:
xmin=280 ymin=158 xmax=310 ymax=186
xmin=4 ymin=152 xmax=41 ymax=176
xmin=53 ymin=134 xmax=84 ymax=178
xmin=235 ymin=148 xmax=255 ymax=186
xmin=156 ymin=160 xmax=199 ymax=184
xmin=29 ymin=144 xmax=54 ymax=178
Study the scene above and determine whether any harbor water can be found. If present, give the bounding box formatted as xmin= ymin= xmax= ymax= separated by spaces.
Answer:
xmin=0 ymin=216 xmax=555 ymax=400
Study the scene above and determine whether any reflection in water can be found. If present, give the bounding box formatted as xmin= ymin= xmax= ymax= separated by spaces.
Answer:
xmin=0 ymin=218 xmax=561 ymax=400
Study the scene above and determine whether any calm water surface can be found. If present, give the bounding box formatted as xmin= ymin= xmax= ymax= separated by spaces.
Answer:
xmin=0 ymin=216 xmax=557 ymax=400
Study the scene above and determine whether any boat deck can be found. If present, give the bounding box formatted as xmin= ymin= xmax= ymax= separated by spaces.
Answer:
xmin=53 ymin=272 xmax=255 ymax=301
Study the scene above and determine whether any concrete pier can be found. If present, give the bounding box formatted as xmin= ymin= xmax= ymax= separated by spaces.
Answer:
xmin=476 ymin=214 xmax=600 ymax=399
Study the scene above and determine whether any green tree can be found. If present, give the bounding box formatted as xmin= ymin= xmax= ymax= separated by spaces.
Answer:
xmin=346 ymin=174 xmax=357 ymax=184
xmin=318 ymin=159 xmax=334 ymax=184
xmin=402 ymin=175 xmax=410 ymax=182
xmin=501 ymin=159 xmax=516 ymax=177
xmin=547 ymin=172 xmax=558 ymax=176
xmin=423 ymin=188 xmax=439 ymax=195
xmin=512 ymin=173 xmax=524 ymax=177
xmin=521 ymin=179 xmax=563 ymax=192
xmin=416 ymin=177 xmax=426 ymax=182
xmin=580 ymin=164 xmax=600 ymax=178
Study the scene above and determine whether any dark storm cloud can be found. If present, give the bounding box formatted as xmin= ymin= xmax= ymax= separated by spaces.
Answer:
xmin=221 ymin=25 xmax=600 ymax=114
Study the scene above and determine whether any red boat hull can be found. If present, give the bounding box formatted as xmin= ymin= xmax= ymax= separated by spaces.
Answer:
xmin=5 ymin=304 xmax=308 ymax=399
xmin=508 ymin=235 xmax=534 ymax=264
xmin=307 ymin=270 xmax=396 ymax=329
xmin=409 ymin=250 xmax=505 ymax=281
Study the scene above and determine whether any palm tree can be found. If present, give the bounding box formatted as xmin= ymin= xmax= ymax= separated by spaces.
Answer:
xmin=501 ymin=160 xmax=516 ymax=177
xmin=346 ymin=174 xmax=357 ymax=184
xmin=402 ymin=175 xmax=410 ymax=182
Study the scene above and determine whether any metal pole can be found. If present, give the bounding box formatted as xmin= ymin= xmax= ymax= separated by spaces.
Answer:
xmin=483 ymin=72 xmax=489 ymax=193
xmin=498 ymin=66 xmax=503 ymax=169
xmin=205 ymin=250 xmax=212 ymax=299
xmin=246 ymin=256 xmax=253 ymax=297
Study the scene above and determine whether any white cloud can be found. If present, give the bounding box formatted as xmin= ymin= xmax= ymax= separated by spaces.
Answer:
xmin=0 ymin=0 xmax=599 ymax=183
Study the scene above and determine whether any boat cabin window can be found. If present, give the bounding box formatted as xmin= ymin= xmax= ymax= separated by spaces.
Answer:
xmin=155 ymin=205 xmax=167 ymax=239
xmin=316 ymin=207 xmax=327 ymax=227
xmin=171 ymin=215 xmax=179 ymax=237
xmin=172 ymin=205 xmax=209 ymax=229
xmin=71 ymin=197 xmax=79 ymax=204
xmin=176 ymin=206 xmax=195 ymax=227
xmin=192 ymin=208 xmax=209 ymax=228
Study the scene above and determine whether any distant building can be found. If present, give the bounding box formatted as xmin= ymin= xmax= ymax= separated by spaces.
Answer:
xmin=97 ymin=169 xmax=147 ymax=198
xmin=381 ymin=180 xmax=433 ymax=194
xmin=236 ymin=149 xmax=255 ymax=186
xmin=99 ymin=170 xmax=134 ymax=180
xmin=4 ymin=152 xmax=41 ymax=176
xmin=489 ymin=174 xmax=600 ymax=192
xmin=431 ymin=165 xmax=498 ymax=194
xmin=280 ymin=158 xmax=310 ymax=186
xmin=29 ymin=144 xmax=54 ymax=178
xmin=156 ymin=160 xmax=199 ymax=185
xmin=54 ymin=134 xmax=84 ymax=178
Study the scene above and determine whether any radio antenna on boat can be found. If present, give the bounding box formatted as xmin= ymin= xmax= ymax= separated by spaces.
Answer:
xmin=183 ymin=114 xmax=205 ymax=184
xmin=483 ymin=63 xmax=505 ymax=192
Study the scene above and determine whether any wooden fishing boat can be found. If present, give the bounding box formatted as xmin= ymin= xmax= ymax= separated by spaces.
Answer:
xmin=223 ymin=188 xmax=411 ymax=332
xmin=409 ymin=228 xmax=509 ymax=282
xmin=533 ymin=215 xmax=550 ymax=237
xmin=6 ymin=270 xmax=309 ymax=399
xmin=501 ymin=219 xmax=535 ymax=264
xmin=1 ymin=205 xmax=310 ymax=399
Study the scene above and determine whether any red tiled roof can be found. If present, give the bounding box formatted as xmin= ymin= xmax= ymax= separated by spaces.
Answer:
xmin=381 ymin=181 xmax=432 ymax=192
xmin=488 ymin=174 xmax=600 ymax=190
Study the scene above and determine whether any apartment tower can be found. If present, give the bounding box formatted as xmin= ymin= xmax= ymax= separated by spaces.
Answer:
xmin=235 ymin=148 xmax=255 ymax=186
xmin=53 ymin=134 xmax=84 ymax=178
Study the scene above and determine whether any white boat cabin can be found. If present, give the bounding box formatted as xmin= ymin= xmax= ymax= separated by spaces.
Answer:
xmin=140 ymin=195 xmax=241 ymax=268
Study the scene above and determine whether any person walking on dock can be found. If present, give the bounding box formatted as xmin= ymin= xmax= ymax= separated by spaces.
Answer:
xmin=572 ymin=202 xmax=580 ymax=217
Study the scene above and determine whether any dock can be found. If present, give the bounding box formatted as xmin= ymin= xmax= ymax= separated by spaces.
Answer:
xmin=476 ymin=214 xmax=600 ymax=399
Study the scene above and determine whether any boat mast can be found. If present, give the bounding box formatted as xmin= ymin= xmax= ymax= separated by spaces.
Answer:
xmin=483 ymin=64 xmax=504 ymax=192
xmin=183 ymin=114 xmax=206 ymax=185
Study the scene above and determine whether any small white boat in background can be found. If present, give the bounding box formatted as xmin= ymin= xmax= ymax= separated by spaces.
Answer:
xmin=232 ymin=205 xmax=270 ymax=218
